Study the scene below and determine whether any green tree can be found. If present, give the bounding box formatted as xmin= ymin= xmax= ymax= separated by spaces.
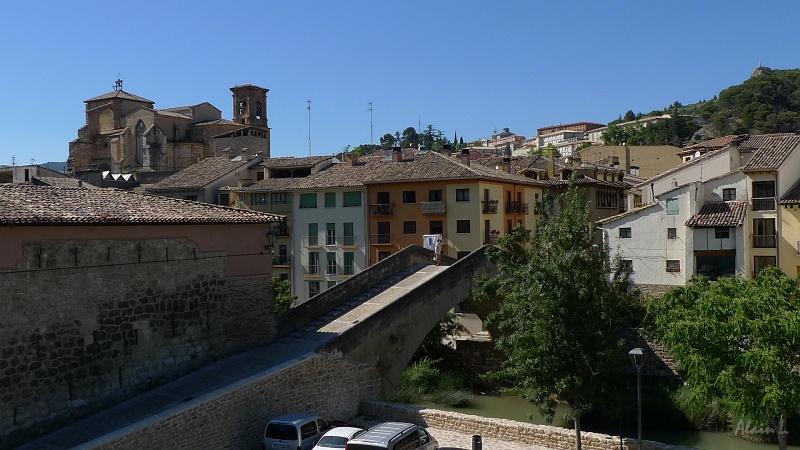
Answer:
xmin=272 ymin=277 xmax=295 ymax=315
xmin=623 ymin=110 xmax=637 ymax=121
xmin=379 ymin=133 xmax=396 ymax=150
xmin=400 ymin=127 xmax=419 ymax=149
xmin=646 ymin=267 xmax=800 ymax=450
xmin=476 ymin=183 xmax=642 ymax=450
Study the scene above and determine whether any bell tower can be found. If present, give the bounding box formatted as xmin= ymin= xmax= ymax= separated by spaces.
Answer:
xmin=230 ymin=84 xmax=269 ymax=128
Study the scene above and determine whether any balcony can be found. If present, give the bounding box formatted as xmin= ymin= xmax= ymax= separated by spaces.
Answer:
xmin=751 ymin=197 xmax=776 ymax=211
xmin=752 ymin=234 xmax=777 ymax=248
xmin=369 ymin=203 xmax=393 ymax=215
xmin=326 ymin=264 xmax=339 ymax=275
xmin=341 ymin=235 xmax=356 ymax=247
xmin=301 ymin=236 xmax=320 ymax=247
xmin=505 ymin=201 xmax=529 ymax=214
xmin=482 ymin=200 xmax=499 ymax=214
xmin=484 ymin=234 xmax=500 ymax=245
xmin=421 ymin=201 xmax=446 ymax=215
xmin=369 ymin=234 xmax=393 ymax=245
xmin=273 ymin=257 xmax=292 ymax=266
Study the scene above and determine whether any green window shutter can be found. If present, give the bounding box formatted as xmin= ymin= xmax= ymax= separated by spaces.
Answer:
xmin=300 ymin=193 xmax=317 ymax=208
xmin=325 ymin=192 xmax=336 ymax=207
xmin=343 ymin=191 xmax=361 ymax=207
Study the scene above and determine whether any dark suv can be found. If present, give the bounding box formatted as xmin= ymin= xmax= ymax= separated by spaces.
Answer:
xmin=344 ymin=422 xmax=438 ymax=450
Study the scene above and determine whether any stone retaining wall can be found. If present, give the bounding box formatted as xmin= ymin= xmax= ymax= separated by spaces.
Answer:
xmin=88 ymin=354 xmax=378 ymax=449
xmin=360 ymin=401 xmax=698 ymax=450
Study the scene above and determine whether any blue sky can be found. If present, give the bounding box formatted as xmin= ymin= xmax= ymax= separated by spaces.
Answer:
xmin=1 ymin=1 xmax=798 ymax=165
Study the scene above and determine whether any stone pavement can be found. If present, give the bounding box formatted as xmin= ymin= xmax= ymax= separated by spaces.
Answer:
xmin=427 ymin=426 xmax=553 ymax=450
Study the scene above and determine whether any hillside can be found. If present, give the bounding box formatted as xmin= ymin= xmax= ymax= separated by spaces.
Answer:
xmin=609 ymin=67 xmax=800 ymax=146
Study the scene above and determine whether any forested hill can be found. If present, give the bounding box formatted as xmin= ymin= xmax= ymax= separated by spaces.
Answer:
xmin=608 ymin=67 xmax=800 ymax=146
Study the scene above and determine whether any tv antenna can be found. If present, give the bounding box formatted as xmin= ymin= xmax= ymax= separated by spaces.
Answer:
xmin=368 ymin=102 xmax=373 ymax=146
xmin=307 ymin=100 xmax=312 ymax=156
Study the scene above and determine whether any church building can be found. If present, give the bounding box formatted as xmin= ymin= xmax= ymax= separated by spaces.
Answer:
xmin=67 ymin=81 xmax=271 ymax=173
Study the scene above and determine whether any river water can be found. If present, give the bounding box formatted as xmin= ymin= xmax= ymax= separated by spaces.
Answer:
xmin=416 ymin=394 xmax=800 ymax=450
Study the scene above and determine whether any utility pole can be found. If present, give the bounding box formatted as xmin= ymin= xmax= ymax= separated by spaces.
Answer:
xmin=307 ymin=100 xmax=312 ymax=156
xmin=368 ymin=102 xmax=373 ymax=146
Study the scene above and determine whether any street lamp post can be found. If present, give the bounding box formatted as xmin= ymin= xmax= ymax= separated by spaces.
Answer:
xmin=628 ymin=347 xmax=645 ymax=450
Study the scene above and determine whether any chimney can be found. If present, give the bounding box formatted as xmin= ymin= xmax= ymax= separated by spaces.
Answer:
xmin=624 ymin=145 xmax=631 ymax=172
xmin=460 ymin=148 xmax=470 ymax=166
xmin=238 ymin=178 xmax=254 ymax=188
xmin=443 ymin=143 xmax=452 ymax=154
xmin=346 ymin=153 xmax=358 ymax=167
xmin=502 ymin=156 xmax=511 ymax=173
xmin=391 ymin=146 xmax=402 ymax=162
xmin=547 ymin=147 xmax=555 ymax=179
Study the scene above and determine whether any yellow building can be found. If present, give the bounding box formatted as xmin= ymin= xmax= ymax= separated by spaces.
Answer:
xmin=779 ymin=181 xmax=800 ymax=278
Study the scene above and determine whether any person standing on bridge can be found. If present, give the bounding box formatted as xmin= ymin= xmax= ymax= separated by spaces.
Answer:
xmin=433 ymin=235 xmax=443 ymax=265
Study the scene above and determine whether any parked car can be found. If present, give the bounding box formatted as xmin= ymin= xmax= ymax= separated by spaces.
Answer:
xmin=344 ymin=422 xmax=438 ymax=450
xmin=262 ymin=413 xmax=330 ymax=450
xmin=313 ymin=426 xmax=365 ymax=449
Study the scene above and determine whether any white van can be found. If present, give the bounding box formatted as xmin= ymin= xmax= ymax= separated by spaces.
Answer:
xmin=262 ymin=413 xmax=330 ymax=450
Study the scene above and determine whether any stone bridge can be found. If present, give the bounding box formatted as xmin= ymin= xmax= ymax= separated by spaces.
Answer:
xmin=18 ymin=245 xmax=496 ymax=449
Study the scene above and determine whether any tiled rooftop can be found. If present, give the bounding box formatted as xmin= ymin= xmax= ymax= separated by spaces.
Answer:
xmin=84 ymin=90 xmax=154 ymax=104
xmin=33 ymin=177 xmax=97 ymax=188
xmin=780 ymin=179 xmax=800 ymax=205
xmin=261 ymin=156 xmax=335 ymax=170
xmin=742 ymin=134 xmax=800 ymax=171
xmin=683 ymin=134 xmax=748 ymax=151
xmin=685 ymin=201 xmax=747 ymax=227
xmin=0 ymin=185 xmax=282 ymax=225
xmin=146 ymin=157 xmax=255 ymax=190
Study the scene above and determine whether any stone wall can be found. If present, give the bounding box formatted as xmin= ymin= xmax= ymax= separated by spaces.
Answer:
xmin=0 ymin=238 xmax=273 ymax=448
xmin=88 ymin=354 xmax=378 ymax=449
xmin=360 ymin=401 xmax=697 ymax=450
xmin=636 ymin=283 xmax=675 ymax=298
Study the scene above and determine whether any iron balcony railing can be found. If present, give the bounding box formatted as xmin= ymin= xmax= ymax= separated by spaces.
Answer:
xmin=484 ymin=234 xmax=499 ymax=245
xmin=274 ymin=257 xmax=292 ymax=266
xmin=752 ymin=234 xmax=777 ymax=248
xmin=369 ymin=234 xmax=393 ymax=245
xmin=482 ymin=200 xmax=499 ymax=214
xmin=751 ymin=197 xmax=776 ymax=211
xmin=301 ymin=236 xmax=320 ymax=247
xmin=369 ymin=203 xmax=393 ymax=215
xmin=421 ymin=201 xmax=446 ymax=215
xmin=505 ymin=201 xmax=529 ymax=214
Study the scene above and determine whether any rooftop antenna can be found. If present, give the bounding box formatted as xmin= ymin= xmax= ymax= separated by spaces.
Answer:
xmin=11 ymin=155 xmax=16 ymax=166
xmin=368 ymin=102 xmax=373 ymax=146
xmin=31 ymin=158 xmax=36 ymax=166
xmin=114 ymin=74 xmax=123 ymax=91
xmin=307 ymin=100 xmax=312 ymax=156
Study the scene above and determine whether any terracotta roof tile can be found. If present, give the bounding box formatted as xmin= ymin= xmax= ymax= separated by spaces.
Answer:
xmin=261 ymin=156 xmax=335 ymax=169
xmin=683 ymin=134 xmax=748 ymax=151
xmin=33 ymin=177 xmax=97 ymax=188
xmin=0 ymin=185 xmax=282 ymax=225
xmin=780 ymin=179 xmax=800 ymax=205
xmin=146 ymin=157 xmax=254 ymax=190
xmin=84 ymin=90 xmax=154 ymax=104
xmin=742 ymin=134 xmax=800 ymax=171
xmin=685 ymin=201 xmax=747 ymax=227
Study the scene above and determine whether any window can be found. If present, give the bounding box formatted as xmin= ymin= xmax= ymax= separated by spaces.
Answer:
xmin=403 ymin=191 xmax=416 ymax=203
xmin=667 ymin=228 xmax=677 ymax=239
xmin=429 ymin=190 xmax=443 ymax=202
xmin=666 ymin=198 xmax=679 ymax=215
xmin=430 ymin=220 xmax=443 ymax=234
xmin=378 ymin=251 xmax=391 ymax=261
xmin=595 ymin=188 xmax=618 ymax=208
xmin=184 ymin=195 xmax=198 ymax=201
xmin=343 ymin=222 xmax=354 ymax=246
xmin=308 ymin=281 xmax=320 ymax=297
xmin=620 ymin=260 xmax=633 ymax=272
xmin=456 ymin=189 xmax=470 ymax=202
xmin=343 ymin=191 xmax=361 ymax=207
xmin=754 ymin=256 xmax=776 ymax=277
xmin=403 ymin=221 xmax=416 ymax=234
xmin=327 ymin=281 xmax=336 ymax=289
xmin=619 ymin=228 xmax=631 ymax=238
xmin=753 ymin=180 xmax=775 ymax=198
xmin=377 ymin=191 xmax=390 ymax=204
xmin=753 ymin=218 xmax=776 ymax=248
xmin=326 ymin=252 xmax=337 ymax=274
xmin=219 ymin=193 xmax=230 ymax=206
xmin=344 ymin=252 xmax=355 ymax=275
xmin=326 ymin=223 xmax=336 ymax=245
xmin=277 ymin=245 xmax=288 ymax=265
xmin=723 ymin=188 xmax=736 ymax=201
xmin=278 ymin=273 xmax=289 ymax=281
xmin=377 ymin=222 xmax=390 ymax=244
xmin=299 ymin=193 xmax=317 ymax=208
xmin=456 ymin=220 xmax=471 ymax=233
xmin=308 ymin=252 xmax=319 ymax=274
xmin=252 ymin=193 xmax=268 ymax=205
xmin=308 ymin=223 xmax=318 ymax=246
xmin=666 ymin=260 xmax=681 ymax=273
xmin=272 ymin=192 xmax=289 ymax=204
xmin=715 ymin=227 xmax=730 ymax=239
xmin=324 ymin=192 xmax=336 ymax=207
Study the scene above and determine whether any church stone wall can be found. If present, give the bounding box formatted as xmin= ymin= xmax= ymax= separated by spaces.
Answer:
xmin=0 ymin=236 xmax=274 ymax=448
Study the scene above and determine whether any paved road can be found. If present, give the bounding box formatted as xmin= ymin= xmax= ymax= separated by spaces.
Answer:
xmin=428 ymin=426 xmax=552 ymax=450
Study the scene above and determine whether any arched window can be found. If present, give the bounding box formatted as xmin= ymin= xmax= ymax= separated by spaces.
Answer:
xmin=238 ymin=100 xmax=247 ymax=115
xmin=256 ymin=101 xmax=262 ymax=120
xmin=135 ymin=120 xmax=146 ymax=164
